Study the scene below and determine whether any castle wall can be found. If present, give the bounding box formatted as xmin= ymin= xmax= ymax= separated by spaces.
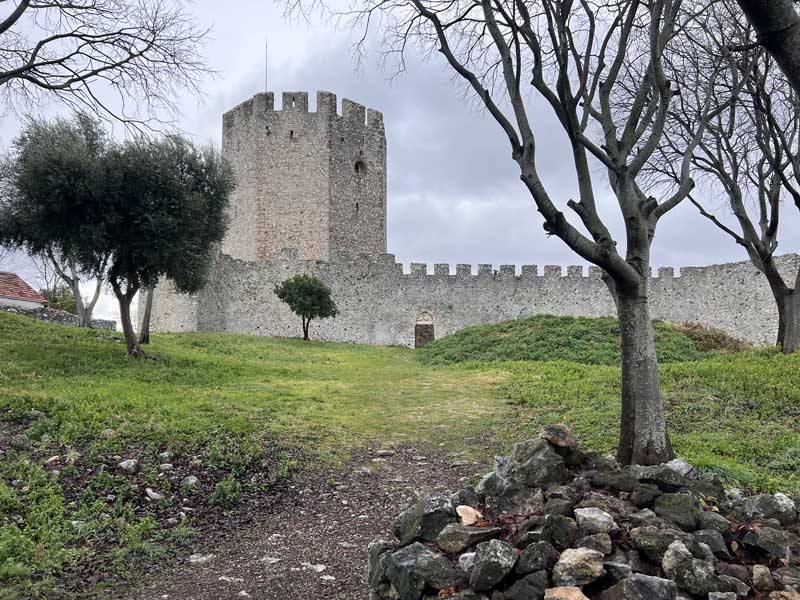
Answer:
xmin=149 ymin=252 xmax=800 ymax=348
xmin=328 ymin=99 xmax=387 ymax=255
xmin=220 ymin=91 xmax=387 ymax=262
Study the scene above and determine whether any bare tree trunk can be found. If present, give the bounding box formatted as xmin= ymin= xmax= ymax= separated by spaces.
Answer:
xmin=83 ymin=276 xmax=103 ymax=327
xmin=302 ymin=317 xmax=310 ymax=341
xmin=139 ymin=287 xmax=154 ymax=345
xmin=736 ymin=0 xmax=800 ymax=96
xmin=70 ymin=275 xmax=88 ymax=326
xmin=111 ymin=279 xmax=143 ymax=358
xmin=782 ymin=273 xmax=800 ymax=354
xmin=616 ymin=284 xmax=674 ymax=466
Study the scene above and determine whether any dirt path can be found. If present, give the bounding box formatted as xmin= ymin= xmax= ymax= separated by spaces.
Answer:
xmin=131 ymin=446 xmax=483 ymax=600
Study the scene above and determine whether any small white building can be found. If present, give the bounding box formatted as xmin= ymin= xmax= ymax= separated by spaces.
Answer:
xmin=0 ymin=272 xmax=47 ymax=310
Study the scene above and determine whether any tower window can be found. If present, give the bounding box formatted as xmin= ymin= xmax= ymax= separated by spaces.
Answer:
xmin=356 ymin=202 xmax=359 ymax=213
xmin=289 ymin=130 xmax=294 ymax=140
xmin=355 ymin=160 xmax=366 ymax=174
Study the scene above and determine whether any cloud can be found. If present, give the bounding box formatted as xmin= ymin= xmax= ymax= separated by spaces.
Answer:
xmin=2 ymin=0 xmax=799 ymax=323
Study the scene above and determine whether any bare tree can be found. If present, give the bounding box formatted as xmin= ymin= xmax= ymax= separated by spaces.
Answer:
xmin=734 ymin=0 xmax=800 ymax=96
xmin=656 ymin=6 xmax=800 ymax=353
xmin=47 ymin=249 xmax=107 ymax=326
xmin=0 ymin=0 xmax=210 ymax=127
xmin=288 ymin=0 xmax=737 ymax=464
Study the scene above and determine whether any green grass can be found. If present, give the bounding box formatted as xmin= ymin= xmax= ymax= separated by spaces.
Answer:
xmin=418 ymin=314 xmax=746 ymax=366
xmin=0 ymin=311 xmax=512 ymax=599
xmin=0 ymin=310 xmax=797 ymax=598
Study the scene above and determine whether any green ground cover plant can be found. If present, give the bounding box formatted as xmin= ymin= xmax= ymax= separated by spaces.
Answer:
xmin=0 ymin=310 xmax=795 ymax=598
xmin=417 ymin=315 xmax=747 ymax=366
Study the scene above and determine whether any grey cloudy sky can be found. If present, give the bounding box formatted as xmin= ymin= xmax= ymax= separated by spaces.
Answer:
xmin=2 ymin=0 xmax=799 ymax=321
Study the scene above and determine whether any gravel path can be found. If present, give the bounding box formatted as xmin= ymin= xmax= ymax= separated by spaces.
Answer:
xmin=132 ymin=446 xmax=483 ymax=600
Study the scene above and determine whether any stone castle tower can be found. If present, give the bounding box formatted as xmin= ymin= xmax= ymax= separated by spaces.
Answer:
xmin=220 ymin=91 xmax=387 ymax=261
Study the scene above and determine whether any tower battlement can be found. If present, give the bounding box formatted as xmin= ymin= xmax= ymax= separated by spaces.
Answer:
xmin=220 ymin=91 xmax=387 ymax=263
xmin=222 ymin=91 xmax=384 ymax=134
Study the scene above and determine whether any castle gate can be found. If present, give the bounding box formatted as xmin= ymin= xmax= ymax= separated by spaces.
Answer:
xmin=415 ymin=311 xmax=435 ymax=348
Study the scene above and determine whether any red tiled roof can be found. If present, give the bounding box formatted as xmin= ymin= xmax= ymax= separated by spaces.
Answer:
xmin=0 ymin=272 xmax=48 ymax=304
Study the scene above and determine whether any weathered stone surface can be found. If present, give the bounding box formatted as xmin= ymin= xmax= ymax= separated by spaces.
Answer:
xmin=698 ymin=511 xmax=732 ymax=538
xmin=458 ymin=552 xmax=476 ymax=573
xmin=773 ymin=565 xmax=800 ymax=590
xmin=514 ymin=541 xmax=560 ymax=575
xmin=742 ymin=526 xmax=796 ymax=560
xmin=505 ymin=438 xmax=568 ymax=489
xmin=367 ymin=539 xmax=396 ymax=588
xmin=394 ymin=495 xmax=457 ymax=545
xmin=692 ymin=529 xmax=730 ymax=559
xmin=437 ymin=524 xmax=503 ymax=554
xmin=744 ymin=494 xmax=798 ymax=526
xmin=544 ymin=588 xmax=589 ymax=600
xmin=541 ymin=424 xmax=577 ymax=448
xmin=708 ymin=593 xmax=736 ymax=600
xmin=752 ymin=565 xmax=775 ymax=592
xmin=457 ymin=505 xmax=483 ymax=526
xmin=629 ymin=527 xmax=698 ymax=563
xmin=470 ymin=539 xmax=517 ymax=592
xmin=574 ymin=533 xmax=613 ymax=555
xmin=603 ymin=560 xmax=633 ymax=583
xmin=575 ymin=492 xmax=632 ymax=521
xmin=451 ymin=488 xmax=481 ymax=509
xmin=523 ymin=515 xmax=580 ymax=551
xmin=769 ymin=591 xmax=800 ymax=600
xmin=477 ymin=471 xmax=504 ymax=500
xmin=552 ymin=548 xmax=604 ymax=587
xmin=653 ymin=494 xmax=700 ymax=532
xmin=574 ymin=507 xmax=619 ymax=535
xmin=591 ymin=471 xmax=638 ymax=493
xmin=487 ymin=482 xmax=545 ymax=517
xmin=628 ymin=464 xmax=687 ymax=492
xmin=385 ymin=543 xmax=428 ymax=600
xmin=117 ymin=458 xmax=139 ymax=473
xmin=544 ymin=497 xmax=574 ymax=517
xmin=597 ymin=574 xmax=677 ymax=600
xmin=505 ymin=571 xmax=548 ymax=600
xmin=662 ymin=540 xmax=726 ymax=596
xmin=414 ymin=548 xmax=464 ymax=590
xmin=630 ymin=484 xmax=661 ymax=509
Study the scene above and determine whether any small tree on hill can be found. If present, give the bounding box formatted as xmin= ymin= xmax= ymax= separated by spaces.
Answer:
xmin=274 ymin=275 xmax=338 ymax=341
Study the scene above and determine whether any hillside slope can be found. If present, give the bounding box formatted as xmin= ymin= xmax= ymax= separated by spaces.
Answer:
xmin=418 ymin=314 xmax=746 ymax=365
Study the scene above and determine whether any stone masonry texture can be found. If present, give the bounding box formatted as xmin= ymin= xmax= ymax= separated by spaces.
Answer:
xmin=146 ymin=91 xmax=799 ymax=348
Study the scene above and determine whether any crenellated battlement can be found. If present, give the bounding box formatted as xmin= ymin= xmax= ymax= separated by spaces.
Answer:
xmin=222 ymin=90 xmax=384 ymax=133
xmin=150 ymin=88 xmax=800 ymax=350
xmin=261 ymin=247 xmax=797 ymax=284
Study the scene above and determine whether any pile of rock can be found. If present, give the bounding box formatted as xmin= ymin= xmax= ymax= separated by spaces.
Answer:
xmin=367 ymin=425 xmax=800 ymax=600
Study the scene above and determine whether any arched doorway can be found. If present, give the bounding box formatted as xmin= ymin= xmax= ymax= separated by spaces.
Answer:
xmin=415 ymin=311 xmax=435 ymax=348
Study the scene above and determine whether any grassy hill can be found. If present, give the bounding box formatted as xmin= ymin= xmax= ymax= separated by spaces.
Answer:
xmin=418 ymin=314 xmax=747 ymax=366
xmin=1 ymin=311 xmax=799 ymax=598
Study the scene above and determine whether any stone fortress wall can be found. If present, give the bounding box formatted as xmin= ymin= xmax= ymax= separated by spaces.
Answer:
xmin=150 ymin=248 xmax=799 ymax=348
xmin=221 ymin=91 xmax=386 ymax=262
xmin=147 ymin=90 xmax=799 ymax=348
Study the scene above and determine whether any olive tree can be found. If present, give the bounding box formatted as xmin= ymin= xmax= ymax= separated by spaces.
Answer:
xmin=0 ymin=114 xmax=111 ymax=327
xmin=1 ymin=115 xmax=234 ymax=356
xmin=288 ymin=0 xmax=739 ymax=464
xmin=103 ymin=137 xmax=234 ymax=356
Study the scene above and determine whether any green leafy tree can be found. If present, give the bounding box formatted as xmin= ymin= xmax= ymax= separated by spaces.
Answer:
xmin=274 ymin=275 xmax=338 ymax=341
xmin=102 ymin=136 xmax=234 ymax=357
xmin=39 ymin=284 xmax=77 ymax=314
xmin=1 ymin=114 xmax=234 ymax=357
